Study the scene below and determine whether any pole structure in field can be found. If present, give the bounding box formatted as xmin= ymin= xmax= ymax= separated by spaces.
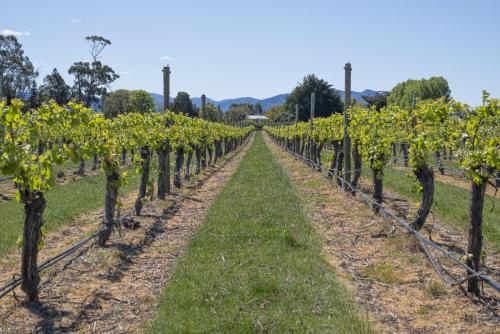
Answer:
xmin=0 ymin=71 xmax=3 ymax=103
xmin=201 ymin=94 xmax=206 ymax=119
xmin=295 ymin=103 xmax=299 ymax=124
xmin=162 ymin=65 xmax=171 ymax=196
xmin=309 ymin=92 xmax=315 ymax=165
xmin=163 ymin=65 xmax=171 ymax=111
xmin=343 ymin=62 xmax=352 ymax=188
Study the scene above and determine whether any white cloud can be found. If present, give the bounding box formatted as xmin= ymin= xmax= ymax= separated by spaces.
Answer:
xmin=0 ymin=29 xmax=31 ymax=37
xmin=120 ymin=71 xmax=131 ymax=75
xmin=70 ymin=19 xmax=80 ymax=23
xmin=160 ymin=56 xmax=174 ymax=61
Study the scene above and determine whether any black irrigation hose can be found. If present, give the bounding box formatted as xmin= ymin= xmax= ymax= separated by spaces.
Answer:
xmin=274 ymin=138 xmax=500 ymax=293
xmin=0 ymin=232 xmax=99 ymax=300
xmin=0 ymin=134 xmax=254 ymax=301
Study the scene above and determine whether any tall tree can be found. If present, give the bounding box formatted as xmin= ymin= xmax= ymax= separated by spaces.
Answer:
xmin=227 ymin=103 xmax=253 ymax=123
xmin=39 ymin=68 xmax=71 ymax=105
xmin=387 ymin=76 xmax=450 ymax=109
xmin=205 ymin=102 xmax=220 ymax=122
xmin=0 ymin=35 xmax=38 ymax=104
xmin=285 ymin=74 xmax=343 ymax=121
xmin=127 ymin=90 xmax=154 ymax=114
xmin=103 ymin=89 xmax=130 ymax=119
xmin=254 ymin=103 xmax=263 ymax=115
xmin=362 ymin=92 xmax=389 ymax=111
xmin=264 ymin=105 xmax=287 ymax=122
xmin=68 ymin=36 xmax=119 ymax=108
xmin=28 ymin=81 xmax=41 ymax=109
xmin=171 ymin=92 xmax=197 ymax=117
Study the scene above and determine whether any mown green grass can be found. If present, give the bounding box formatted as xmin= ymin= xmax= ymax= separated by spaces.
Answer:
xmin=0 ymin=166 xmax=155 ymax=257
xmin=149 ymin=133 xmax=370 ymax=333
xmin=320 ymin=149 xmax=500 ymax=250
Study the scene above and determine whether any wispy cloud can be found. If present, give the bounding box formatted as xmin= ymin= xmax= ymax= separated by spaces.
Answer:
xmin=0 ymin=29 xmax=31 ymax=37
xmin=70 ymin=18 xmax=81 ymax=23
xmin=120 ymin=71 xmax=131 ymax=75
xmin=160 ymin=56 xmax=174 ymax=61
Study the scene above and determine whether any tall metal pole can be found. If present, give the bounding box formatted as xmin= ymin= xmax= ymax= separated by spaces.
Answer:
xmin=309 ymin=92 xmax=315 ymax=164
xmin=162 ymin=65 xmax=171 ymax=195
xmin=295 ymin=103 xmax=299 ymax=124
xmin=310 ymin=92 xmax=315 ymax=127
xmin=163 ymin=65 xmax=171 ymax=111
xmin=201 ymin=94 xmax=206 ymax=119
xmin=0 ymin=71 xmax=3 ymax=103
xmin=343 ymin=63 xmax=352 ymax=187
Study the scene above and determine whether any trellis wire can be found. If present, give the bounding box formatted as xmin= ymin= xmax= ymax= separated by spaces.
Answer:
xmin=275 ymin=139 xmax=500 ymax=293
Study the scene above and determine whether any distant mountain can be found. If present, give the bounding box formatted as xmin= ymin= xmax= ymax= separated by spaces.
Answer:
xmin=149 ymin=89 xmax=386 ymax=112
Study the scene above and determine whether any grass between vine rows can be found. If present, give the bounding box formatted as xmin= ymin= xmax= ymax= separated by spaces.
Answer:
xmin=148 ymin=132 xmax=370 ymax=333
xmin=320 ymin=151 xmax=500 ymax=250
xmin=0 ymin=166 xmax=154 ymax=257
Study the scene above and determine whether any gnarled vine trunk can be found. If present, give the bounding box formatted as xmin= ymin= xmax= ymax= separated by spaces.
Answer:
xmin=410 ymin=165 xmax=434 ymax=230
xmin=134 ymin=146 xmax=151 ymax=216
xmin=392 ymin=143 xmax=398 ymax=163
xmin=351 ymin=144 xmax=362 ymax=191
xmin=98 ymin=165 xmax=120 ymax=246
xmin=466 ymin=179 xmax=487 ymax=296
xmin=173 ymin=147 xmax=184 ymax=188
xmin=91 ymin=154 xmax=99 ymax=171
xmin=195 ymin=146 xmax=202 ymax=174
xmin=121 ymin=148 xmax=127 ymax=165
xmin=75 ymin=158 xmax=85 ymax=175
xmin=201 ymin=145 xmax=207 ymax=168
xmin=185 ymin=150 xmax=193 ymax=180
xmin=401 ymin=144 xmax=409 ymax=167
xmin=208 ymin=146 xmax=213 ymax=166
xmin=372 ymin=169 xmax=383 ymax=213
xmin=157 ymin=140 xmax=171 ymax=200
xmin=435 ymin=151 xmax=444 ymax=175
xmin=316 ymin=143 xmax=323 ymax=166
xmin=20 ymin=191 xmax=46 ymax=302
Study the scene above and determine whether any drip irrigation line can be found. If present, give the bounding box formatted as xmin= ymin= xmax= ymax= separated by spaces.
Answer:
xmin=274 ymin=139 xmax=500 ymax=293
xmin=0 ymin=232 xmax=99 ymax=300
xmin=0 ymin=134 xmax=253 ymax=301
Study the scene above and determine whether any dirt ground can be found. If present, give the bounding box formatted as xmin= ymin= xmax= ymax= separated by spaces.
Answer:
xmin=0 ymin=136 xmax=253 ymax=334
xmin=266 ymin=135 xmax=499 ymax=334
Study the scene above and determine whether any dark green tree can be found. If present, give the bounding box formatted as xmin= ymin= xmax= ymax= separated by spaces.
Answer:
xmin=0 ymin=35 xmax=38 ymax=104
xmin=39 ymin=68 xmax=71 ymax=105
xmin=171 ymin=91 xmax=197 ymax=117
xmin=254 ymin=103 xmax=263 ymax=115
xmin=285 ymin=74 xmax=343 ymax=121
xmin=387 ymin=77 xmax=450 ymax=109
xmin=362 ymin=92 xmax=389 ymax=111
xmin=103 ymin=89 xmax=130 ymax=119
xmin=127 ymin=90 xmax=154 ymax=114
xmin=28 ymin=81 xmax=41 ymax=109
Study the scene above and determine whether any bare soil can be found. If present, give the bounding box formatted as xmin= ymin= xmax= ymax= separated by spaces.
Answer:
xmin=0 ymin=137 xmax=253 ymax=334
xmin=266 ymin=135 xmax=499 ymax=334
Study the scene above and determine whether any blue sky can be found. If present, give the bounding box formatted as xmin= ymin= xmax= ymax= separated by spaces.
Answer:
xmin=1 ymin=0 xmax=498 ymax=106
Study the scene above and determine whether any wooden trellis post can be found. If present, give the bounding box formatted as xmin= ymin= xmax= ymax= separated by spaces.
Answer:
xmin=343 ymin=62 xmax=352 ymax=189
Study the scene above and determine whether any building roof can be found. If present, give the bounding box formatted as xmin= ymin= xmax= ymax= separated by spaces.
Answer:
xmin=247 ymin=115 xmax=269 ymax=120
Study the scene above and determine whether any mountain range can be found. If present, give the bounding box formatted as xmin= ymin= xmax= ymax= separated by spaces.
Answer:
xmin=150 ymin=89 xmax=385 ymax=112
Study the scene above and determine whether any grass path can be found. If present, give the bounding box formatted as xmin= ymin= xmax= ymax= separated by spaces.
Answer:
xmin=149 ymin=132 xmax=369 ymax=333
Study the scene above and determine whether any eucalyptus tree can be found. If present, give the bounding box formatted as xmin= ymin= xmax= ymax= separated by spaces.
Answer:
xmin=68 ymin=35 xmax=119 ymax=174
xmin=0 ymin=35 xmax=38 ymax=104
